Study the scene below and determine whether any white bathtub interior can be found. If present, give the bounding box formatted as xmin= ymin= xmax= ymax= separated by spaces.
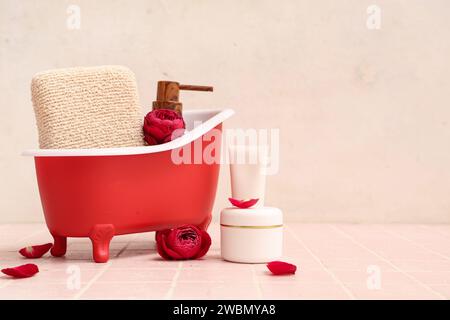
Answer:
xmin=23 ymin=109 xmax=234 ymax=157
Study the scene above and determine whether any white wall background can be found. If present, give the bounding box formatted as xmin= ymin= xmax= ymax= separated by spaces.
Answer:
xmin=1 ymin=0 xmax=449 ymax=223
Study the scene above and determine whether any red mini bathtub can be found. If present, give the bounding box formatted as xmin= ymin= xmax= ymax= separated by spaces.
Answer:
xmin=24 ymin=109 xmax=234 ymax=263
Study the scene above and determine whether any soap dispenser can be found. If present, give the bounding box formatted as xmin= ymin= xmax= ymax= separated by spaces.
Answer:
xmin=153 ymin=81 xmax=213 ymax=114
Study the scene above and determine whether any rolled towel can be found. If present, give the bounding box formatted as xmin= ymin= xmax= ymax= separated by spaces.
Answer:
xmin=31 ymin=65 xmax=144 ymax=149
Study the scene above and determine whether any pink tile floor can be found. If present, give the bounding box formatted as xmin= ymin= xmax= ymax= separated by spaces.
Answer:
xmin=0 ymin=223 xmax=449 ymax=299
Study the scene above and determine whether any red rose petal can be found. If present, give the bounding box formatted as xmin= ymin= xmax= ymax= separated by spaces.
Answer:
xmin=155 ymin=229 xmax=170 ymax=243
xmin=163 ymin=128 xmax=185 ymax=143
xmin=267 ymin=261 xmax=297 ymax=275
xmin=228 ymin=198 xmax=259 ymax=209
xmin=159 ymin=233 xmax=184 ymax=260
xmin=1 ymin=263 xmax=39 ymax=278
xmin=19 ymin=243 xmax=53 ymax=259
xmin=144 ymin=133 xmax=158 ymax=145
xmin=155 ymin=230 xmax=173 ymax=259
xmin=193 ymin=230 xmax=212 ymax=259
xmin=156 ymin=237 xmax=173 ymax=260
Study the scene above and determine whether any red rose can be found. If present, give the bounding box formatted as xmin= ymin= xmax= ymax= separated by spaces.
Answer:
xmin=155 ymin=225 xmax=211 ymax=260
xmin=143 ymin=109 xmax=185 ymax=145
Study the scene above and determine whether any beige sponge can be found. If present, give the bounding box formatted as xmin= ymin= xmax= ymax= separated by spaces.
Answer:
xmin=31 ymin=65 xmax=144 ymax=149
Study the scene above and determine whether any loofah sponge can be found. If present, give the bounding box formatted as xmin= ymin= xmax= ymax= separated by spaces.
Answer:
xmin=31 ymin=65 xmax=144 ymax=149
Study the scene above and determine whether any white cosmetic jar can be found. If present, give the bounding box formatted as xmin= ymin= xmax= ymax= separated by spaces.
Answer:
xmin=220 ymin=207 xmax=283 ymax=263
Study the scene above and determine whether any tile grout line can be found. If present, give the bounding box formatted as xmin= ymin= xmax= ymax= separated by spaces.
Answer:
xmin=115 ymin=236 xmax=135 ymax=257
xmin=330 ymin=225 xmax=446 ymax=300
xmin=93 ymin=280 xmax=227 ymax=284
xmin=285 ymin=225 xmax=356 ymax=300
xmin=381 ymin=227 xmax=450 ymax=262
xmin=72 ymin=262 xmax=111 ymax=299
xmin=164 ymin=261 xmax=183 ymax=300
xmin=251 ymin=264 xmax=263 ymax=299
xmin=419 ymin=225 xmax=450 ymax=240
xmin=71 ymin=240 xmax=133 ymax=300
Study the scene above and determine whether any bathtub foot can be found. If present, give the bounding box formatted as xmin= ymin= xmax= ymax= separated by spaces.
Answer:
xmin=50 ymin=235 xmax=67 ymax=257
xmin=89 ymin=224 xmax=115 ymax=263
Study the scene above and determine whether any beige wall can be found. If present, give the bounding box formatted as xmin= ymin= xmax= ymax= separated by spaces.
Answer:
xmin=1 ymin=0 xmax=449 ymax=223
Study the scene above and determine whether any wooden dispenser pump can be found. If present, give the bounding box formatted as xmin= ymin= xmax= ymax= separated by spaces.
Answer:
xmin=152 ymin=81 xmax=213 ymax=114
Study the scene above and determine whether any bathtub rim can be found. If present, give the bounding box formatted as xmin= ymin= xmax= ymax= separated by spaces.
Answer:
xmin=23 ymin=108 xmax=234 ymax=157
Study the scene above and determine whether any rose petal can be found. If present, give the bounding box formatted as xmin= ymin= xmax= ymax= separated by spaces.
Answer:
xmin=145 ymin=125 xmax=168 ymax=142
xmin=164 ymin=128 xmax=185 ymax=142
xmin=155 ymin=230 xmax=168 ymax=243
xmin=1 ymin=263 xmax=39 ymax=278
xmin=228 ymin=198 xmax=259 ymax=209
xmin=267 ymin=261 xmax=297 ymax=275
xmin=144 ymin=133 xmax=158 ymax=145
xmin=172 ymin=118 xmax=186 ymax=129
xmin=19 ymin=243 xmax=53 ymax=259
xmin=193 ymin=230 xmax=212 ymax=259
xmin=158 ymin=233 xmax=184 ymax=260
xmin=156 ymin=236 xmax=173 ymax=260
xmin=161 ymin=119 xmax=174 ymax=128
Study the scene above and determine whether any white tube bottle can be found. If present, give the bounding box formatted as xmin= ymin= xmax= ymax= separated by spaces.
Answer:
xmin=228 ymin=145 xmax=267 ymax=207
xmin=221 ymin=144 xmax=283 ymax=263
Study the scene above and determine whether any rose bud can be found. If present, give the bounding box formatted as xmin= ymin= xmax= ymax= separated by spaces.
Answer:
xmin=143 ymin=109 xmax=185 ymax=145
xmin=155 ymin=225 xmax=211 ymax=260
